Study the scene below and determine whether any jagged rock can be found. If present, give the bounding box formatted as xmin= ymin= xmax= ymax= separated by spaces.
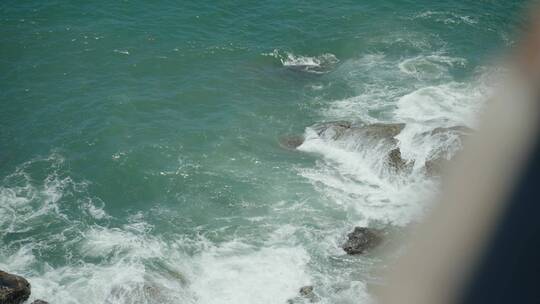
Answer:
xmin=342 ymin=227 xmax=383 ymax=255
xmin=31 ymin=300 xmax=49 ymax=304
xmin=0 ymin=270 xmax=31 ymax=304
xmin=388 ymin=148 xmax=410 ymax=171
xmin=278 ymin=135 xmax=305 ymax=150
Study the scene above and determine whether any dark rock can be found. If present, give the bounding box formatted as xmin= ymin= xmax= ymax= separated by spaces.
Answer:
xmin=299 ymin=286 xmax=313 ymax=296
xmin=388 ymin=148 xmax=411 ymax=172
xmin=342 ymin=227 xmax=383 ymax=255
xmin=278 ymin=135 xmax=305 ymax=150
xmin=0 ymin=270 xmax=31 ymax=304
xmin=299 ymin=285 xmax=319 ymax=303
xmin=31 ymin=301 xmax=49 ymax=304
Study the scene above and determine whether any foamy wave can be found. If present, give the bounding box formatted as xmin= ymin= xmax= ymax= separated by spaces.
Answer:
xmin=0 ymin=153 xmax=108 ymax=236
xmin=297 ymin=52 xmax=498 ymax=225
xmin=297 ymin=125 xmax=431 ymax=226
xmin=413 ymin=11 xmax=479 ymax=25
xmin=263 ymin=49 xmax=339 ymax=73
xmin=399 ymin=55 xmax=467 ymax=80
xmin=191 ymin=241 xmax=310 ymax=304
xmin=395 ymin=82 xmax=483 ymax=127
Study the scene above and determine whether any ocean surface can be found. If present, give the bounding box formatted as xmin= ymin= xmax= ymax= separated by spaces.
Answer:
xmin=0 ymin=1 xmax=528 ymax=303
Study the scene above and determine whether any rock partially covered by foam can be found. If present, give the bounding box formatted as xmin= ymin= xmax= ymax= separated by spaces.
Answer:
xmin=0 ymin=270 xmax=31 ymax=304
xmin=423 ymin=125 xmax=473 ymax=176
xmin=312 ymin=121 xmax=405 ymax=145
xmin=342 ymin=227 xmax=383 ymax=255
xmin=105 ymin=281 xmax=169 ymax=304
xmin=287 ymin=285 xmax=319 ymax=303
xmin=299 ymin=285 xmax=319 ymax=302
xmin=278 ymin=135 xmax=305 ymax=150
xmin=388 ymin=148 xmax=410 ymax=172
xmin=31 ymin=300 xmax=49 ymax=304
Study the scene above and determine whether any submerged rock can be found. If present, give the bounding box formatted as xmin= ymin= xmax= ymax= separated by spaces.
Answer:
xmin=0 ymin=270 xmax=31 ymax=304
xmin=279 ymin=135 xmax=305 ymax=150
xmin=287 ymin=285 xmax=319 ymax=303
xmin=342 ymin=227 xmax=383 ymax=255
xmin=105 ymin=281 xmax=169 ymax=304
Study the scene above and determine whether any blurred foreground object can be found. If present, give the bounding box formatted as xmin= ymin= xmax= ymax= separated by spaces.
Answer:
xmin=379 ymin=5 xmax=540 ymax=304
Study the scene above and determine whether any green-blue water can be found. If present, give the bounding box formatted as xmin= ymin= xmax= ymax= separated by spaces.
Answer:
xmin=1 ymin=1 xmax=527 ymax=303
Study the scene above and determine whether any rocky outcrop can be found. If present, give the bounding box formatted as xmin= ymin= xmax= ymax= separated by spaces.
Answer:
xmin=312 ymin=121 xmax=404 ymax=144
xmin=0 ymin=270 xmax=31 ymax=304
xmin=311 ymin=121 xmax=353 ymax=140
xmin=342 ymin=227 xmax=383 ymax=255
xmin=429 ymin=125 xmax=472 ymax=136
xmin=388 ymin=148 xmax=411 ymax=172
xmin=280 ymin=121 xmax=472 ymax=176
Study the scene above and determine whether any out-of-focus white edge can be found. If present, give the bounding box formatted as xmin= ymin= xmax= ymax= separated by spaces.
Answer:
xmin=378 ymin=65 xmax=540 ymax=304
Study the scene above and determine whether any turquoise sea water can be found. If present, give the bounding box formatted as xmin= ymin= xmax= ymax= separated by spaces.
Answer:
xmin=1 ymin=1 xmax=528 ymax=303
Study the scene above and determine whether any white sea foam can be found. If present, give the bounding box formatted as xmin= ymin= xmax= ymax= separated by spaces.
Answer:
xmin=398 ymin=55 xmax=466 ymax=80
xmin=297 ymin=127 xmax=430 ymax=225
xmin=297 ymin=52 xmax=495 ymax=227
xmin=414 ymin=11 xmax=479 ymax=25
xmin=190 ymin=241 xmax=310 ymax=304
xmin=263 ymin=49 xmax=339 ymax=73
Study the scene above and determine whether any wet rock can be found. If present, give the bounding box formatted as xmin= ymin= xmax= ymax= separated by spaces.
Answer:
xmin=279 ymin=135 xmax=305 ymax=150
xmin=287 ymin=285 xmax=319 ymax=303
xmin=0 ymin=270 xmax=31 ymax=304
xmin=342 ymin=227 xmax=383 ymax=255
xmin=31 ymin=300 xmax=49 ymax=304
xmin=312 ymin=121 xmax=352 ymax=140
xmin=429 ymin=125 xmax=472 ymax=136
xmin=312 ymin=121 xmax=405 ymax=143
xmin=299 ymin=285 xmax=319 ymax=303
xmin=388 ymin=148 xmax=411 ymax=172
xmin=357 ymin=123 xmax=405 ymax=140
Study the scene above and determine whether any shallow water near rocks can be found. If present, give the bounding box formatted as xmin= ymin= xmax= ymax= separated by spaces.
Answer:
xmin=0 ymin=1 xmax=527 ymax=303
